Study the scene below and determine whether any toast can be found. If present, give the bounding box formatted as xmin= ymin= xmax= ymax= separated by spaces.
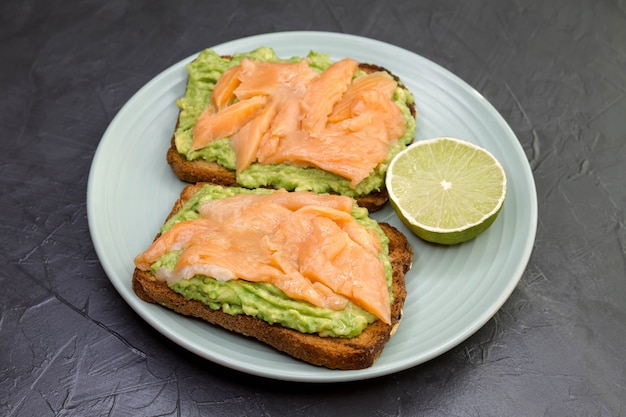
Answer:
xmin=132 ymin=183 xmax=413 ymax=370
xmin=167 ymin=48 xmax=417 ymax=212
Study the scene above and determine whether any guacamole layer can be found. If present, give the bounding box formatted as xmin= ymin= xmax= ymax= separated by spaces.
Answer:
xmin=173 ymin=47 xmax=416 ymax=197
xmin=149 ymin=184 xmax=394 ymax=338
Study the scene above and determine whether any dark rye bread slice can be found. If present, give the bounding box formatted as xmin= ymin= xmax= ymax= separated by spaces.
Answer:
xmin=132 ymin=183 xmax=414 ymax=370
xmin=167 ymin=60 xmax=417 ymax=213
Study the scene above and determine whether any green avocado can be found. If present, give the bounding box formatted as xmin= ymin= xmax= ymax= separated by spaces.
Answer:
xmin=173 ymin=47 xmax=416 ymax=197
xmin=149 ymin=184 xmax=393 ymax=338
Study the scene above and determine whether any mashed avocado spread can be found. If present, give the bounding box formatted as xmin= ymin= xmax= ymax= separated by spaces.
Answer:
xmin=149 ymin=184 xmax=393 ymax=338
xmin=174 ymin=47 xmax=416 ymax=197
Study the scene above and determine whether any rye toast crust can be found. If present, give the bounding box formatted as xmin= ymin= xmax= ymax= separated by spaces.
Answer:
xmin=166 ymin=60 xmax=416 ymax=213
xmin=132 ymin=183 xmax=413 ymax=370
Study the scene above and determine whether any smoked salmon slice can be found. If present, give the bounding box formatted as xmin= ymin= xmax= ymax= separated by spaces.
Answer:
xmin=211 ymin=65 xmax=242 ymax=111
xmin=191 ymin=95 xmax=268 ymax=152
xmin=300 ymin=58 xmax=358 ymax=134
xmin=134 ymin=218 xmax=219 ymax=271
xmin=134 ymin=190 xmax=391 ymax=324
xmin=260 ymin=119 xmax=392 ymax=188
xmin=234 ymin=58 xmax=317 ymax=99
xmin=191 ymin=55 xmax=407 ymax=188
xmin=328 ymin=71 xmax=398 ymax=123
xmin=255 ymin=91 xmax=306 ymax=164
xmin=230 ymin=101 xmax=277 ymax=172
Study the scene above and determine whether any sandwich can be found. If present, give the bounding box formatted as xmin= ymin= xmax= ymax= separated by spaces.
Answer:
xmin=167 ymin=47 xmax=417 ymax=212
xmin=132 ymin=183 xmax=413 ymax=369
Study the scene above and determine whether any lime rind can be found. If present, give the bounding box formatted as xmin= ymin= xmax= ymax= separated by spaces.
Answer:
xmin=386 ymin=137 xmax=507 ymax=245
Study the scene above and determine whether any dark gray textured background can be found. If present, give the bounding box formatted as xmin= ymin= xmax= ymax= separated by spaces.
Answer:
xmin=2 ymin=1 xmax=625 ymax=416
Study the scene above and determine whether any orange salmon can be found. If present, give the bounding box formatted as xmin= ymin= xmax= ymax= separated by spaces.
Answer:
xmin=191 ymin=56 xmax=406 ymax=188
xmin=134 ymin=190 xmax=391 ymax=323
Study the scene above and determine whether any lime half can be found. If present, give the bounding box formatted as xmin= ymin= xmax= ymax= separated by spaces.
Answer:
xmin=386 ymin=137 xmax=507 ymax=245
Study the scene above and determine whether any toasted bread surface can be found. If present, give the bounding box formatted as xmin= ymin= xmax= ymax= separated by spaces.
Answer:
xmin=167 ymin=58 xmax=416 ymax=212
xmin=132 ymin=183 xmax=413 ymax=370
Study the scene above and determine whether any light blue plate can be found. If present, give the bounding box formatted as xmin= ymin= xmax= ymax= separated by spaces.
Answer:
xmin=88 ymin=31 xmax=537 ymax=382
